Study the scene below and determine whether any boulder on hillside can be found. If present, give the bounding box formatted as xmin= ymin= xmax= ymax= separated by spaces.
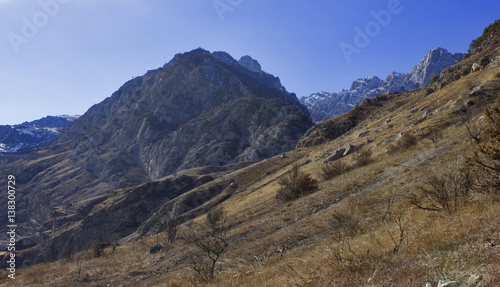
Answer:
xmin=325 ymin=149 xmax=345 ymax=162
xmin=343 ymin=145 xmax=357 ymax=156
xmin=147 ymin=244 xmax=163 ymax=254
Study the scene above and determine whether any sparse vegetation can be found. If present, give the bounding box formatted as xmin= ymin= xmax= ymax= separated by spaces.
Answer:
xmin=330 ymin=212 xmax=361 ymax=238
xmin=398 ymin=134 xmax=418 ymax=150
xmin=182 ymin=206 xmax=230 ymax=281
xmin=276 ymin=164 xmax=319 ymax=201
xmin=410 ymin=163 xmax=473 ymax=212
xmin=4 ymin=31 xmax=500 ymax=287
xmin=427 ymin=127 xmax=443 ymax=143
xmin=355 ymin=149 xmax=372 ymax=166
xmin=321 ymin=160 xmax=350 ymax=180
xmin=387 ymin=133 xmax=418 ymax=154
xmin=161 ymin=203 xmax=180 ymax=244
xmin=431 ymin=74 xmax=440 ymax=84
xmin=468 ymin=19 xmax=500 ymax=52
xmin=93 ymin=242 xmax=105 ymax=258
xmin=384 ymin=211 xmax=415 ymax=254
xmin=469 ymin=98 xmax=500 ymax=194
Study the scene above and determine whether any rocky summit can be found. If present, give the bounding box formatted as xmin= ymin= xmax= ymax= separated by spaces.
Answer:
xmin=59 ymin=48 xmax=312 ymax=181
xmin=302 ymin=47 xmax=466 ymax=122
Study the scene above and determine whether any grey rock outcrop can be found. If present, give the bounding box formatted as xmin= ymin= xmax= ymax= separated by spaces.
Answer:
xmin=409 ymin=48 xmax=465 ymax=86
xmin=343 ymin=145 xmax=357 ymax=156
xmin=238 ymin=55 xmax=262 ymax=73
xmin=325 ymin=149 xmax=345 ymax=162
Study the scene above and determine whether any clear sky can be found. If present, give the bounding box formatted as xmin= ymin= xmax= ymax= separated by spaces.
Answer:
xmin=0 ymin=0 xmax=499 ymax=125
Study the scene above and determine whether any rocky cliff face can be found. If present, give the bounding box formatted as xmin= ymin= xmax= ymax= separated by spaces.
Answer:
xmin=302 ymin=48 xmax=465 ymax=122
xmin=59 ymin=49 xmax=312 ymax=181
xmin=0 ymin=115 xmax=78 ymax=153
xmin=409 ymin=48 xmax=465 ymax=86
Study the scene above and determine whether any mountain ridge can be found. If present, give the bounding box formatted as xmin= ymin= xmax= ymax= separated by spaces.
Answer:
xmin=59 ymin=48 xmax=312 ymax=181
xmin=302 ymin=47 xmax=465 ymax=122
xmin=0 ymin=115 xmax=78 ymax=153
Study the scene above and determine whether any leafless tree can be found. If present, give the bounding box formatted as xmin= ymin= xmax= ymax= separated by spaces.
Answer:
xmin=182 ymin=206 xmax=229 ymax=281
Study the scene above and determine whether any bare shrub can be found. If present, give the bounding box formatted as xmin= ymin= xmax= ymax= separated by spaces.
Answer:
xmin=322 ymin=161 xmax=350 ymax=180
xmin=355 ymin=150 xmax=372 ymax=167
xmin=182 ymin=206 xmax=229 ymax=281
xmin=385 ymin=212 xmax=413 ymax=254
xmin=93 ymin=243 xmax=105 ymax=258
xmin=324 ymin=235 xmax=379 ymax=286
xmin=330 ymin=212 xmax=361 ymax=239
xmin=387 ymin=134 xmax=419 ymax=155
xmin=398 ymin=134 xmax=418 ymax=150
xmin=410 ymin=164 xmax=473 ymax=212
xmin=468 ymin=99 xmax=500 ymax=193
xmin=161 ymin=203 xmax=180 ymax=244
xmin=276 ymin=164 xmax=319 ymax=202
xmin=427 ymin=127 xmax=443 ymax=143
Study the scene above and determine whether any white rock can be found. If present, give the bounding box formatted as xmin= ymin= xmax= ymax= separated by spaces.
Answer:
xmin=471 ymin=63 xmax=481 ymax=72
xmin=468 ymin=273 xmax=481 ymax=286
xmin=437 ymin=280 xmax=455 ymax=287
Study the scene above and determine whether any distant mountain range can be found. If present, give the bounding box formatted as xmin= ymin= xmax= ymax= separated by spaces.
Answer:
xmin=301 ymin=47 xmax=466 ymax=122
xmin=0 ymin=115 xmax=79 ymax=153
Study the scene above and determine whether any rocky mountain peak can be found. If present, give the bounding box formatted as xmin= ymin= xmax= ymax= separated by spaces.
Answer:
xmin=212 ymin=51 xmax=239 ymax=66
xmin=349 ymin=76 xmax=382 ymax=91
xmin=59 ymin=48 xmax=312 ymax=181
xmin=238 ymin=55 xmax=262 ymax=73
xmin=301 ymin=47 xmax=464 ymax=122
xmin=409 ymin=47 xmax=465 ymax=86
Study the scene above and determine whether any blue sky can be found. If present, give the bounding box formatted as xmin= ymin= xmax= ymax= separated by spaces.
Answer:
xmin=0 ymin=0 xmax=499 ymax=125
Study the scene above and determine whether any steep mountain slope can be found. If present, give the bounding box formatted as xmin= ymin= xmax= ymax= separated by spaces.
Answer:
xmin=0 ymin=49 xmax=313 ymax=266
xmin=302 ymin=47 xmax=465 ymax=122
xmin=0 ymin=115 xmax=78 ymax=153
xmin=59 ymin=48 xmax=312 ymax=181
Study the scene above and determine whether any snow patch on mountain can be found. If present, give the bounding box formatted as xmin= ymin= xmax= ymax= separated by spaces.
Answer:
xmin=0 ymin=115 xmax=79 ymax=153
